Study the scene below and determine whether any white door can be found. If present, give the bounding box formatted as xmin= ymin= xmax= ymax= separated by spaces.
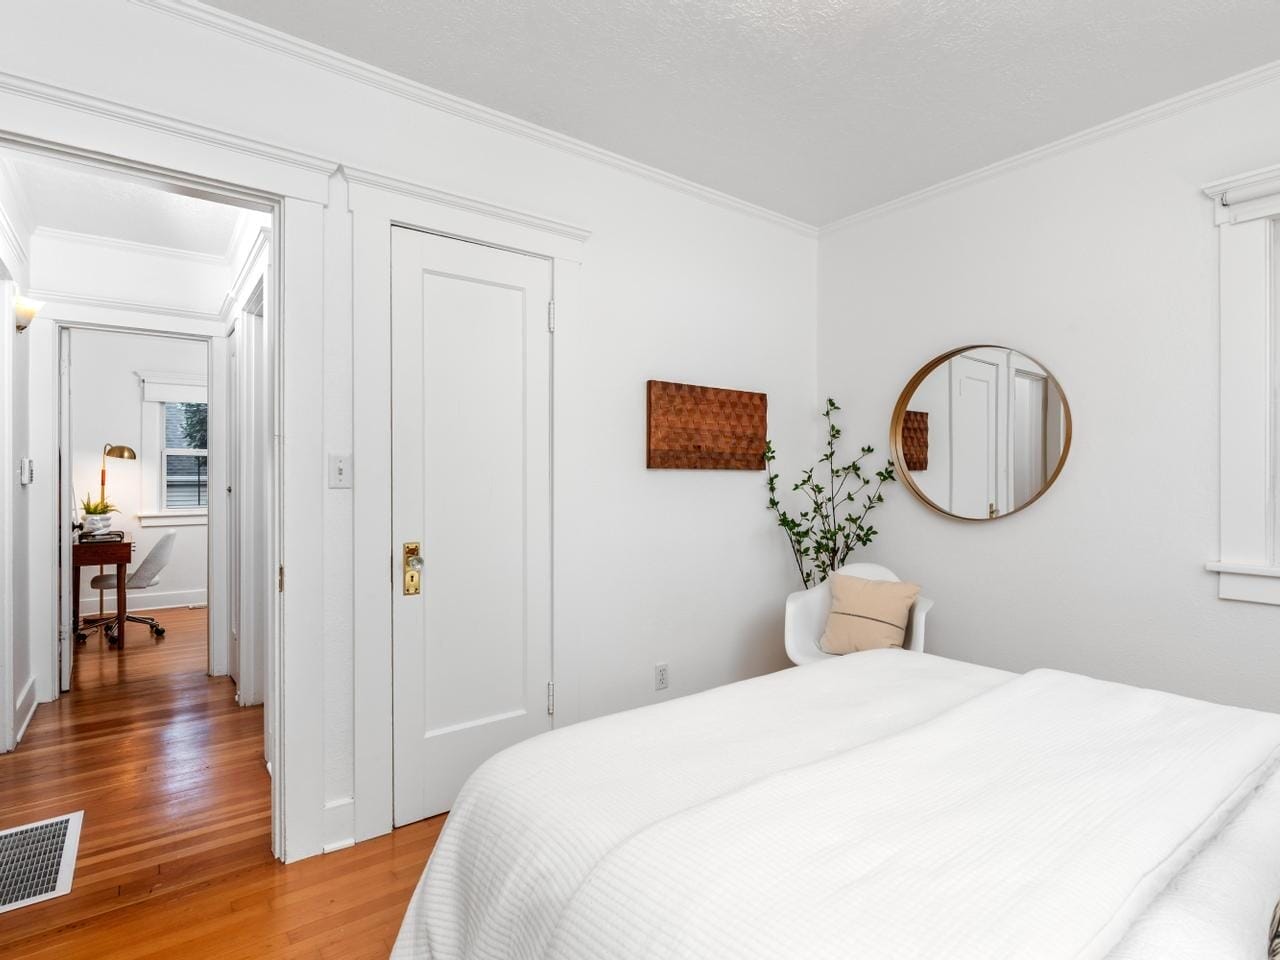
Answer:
xmin=949 ymin=353 xmax=1000 ymax=518
xmin=391 ymin=227 xmax=553 ymax=825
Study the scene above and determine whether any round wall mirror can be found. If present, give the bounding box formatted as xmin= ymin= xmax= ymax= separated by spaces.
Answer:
xmin=890 ymin=345 xmax=1071 ymax=521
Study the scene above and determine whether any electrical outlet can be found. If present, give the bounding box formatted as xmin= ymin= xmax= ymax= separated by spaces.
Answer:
xmin=654 ymin=662 xmax=669 ymax=692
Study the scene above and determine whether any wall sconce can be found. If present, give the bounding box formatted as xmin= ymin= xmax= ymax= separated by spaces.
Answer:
xmin=14 ymin=295 xmax=44 ymax=332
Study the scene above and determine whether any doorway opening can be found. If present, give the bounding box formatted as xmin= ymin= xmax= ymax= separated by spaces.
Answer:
xmin=0 ymin=137 xmax=285 ymax=882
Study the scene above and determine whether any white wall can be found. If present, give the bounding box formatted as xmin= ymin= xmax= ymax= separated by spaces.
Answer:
xmin=818 ymin=76 xmax=1280 ymax=712
xmin=68 ymin=328 xmax=208 ymax=612
xmin=0 ymin=0 xmax=818 ymax=851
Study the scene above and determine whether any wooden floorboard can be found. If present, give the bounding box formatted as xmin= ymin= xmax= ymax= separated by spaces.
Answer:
xmin=0 ymin=608 xmax=440 ymax=958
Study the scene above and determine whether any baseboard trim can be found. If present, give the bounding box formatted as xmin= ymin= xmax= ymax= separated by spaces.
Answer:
xmin=78 ymin=587 xmax=207 ymax=614
xmin=14 ymin=676 xmax=37 ymax=743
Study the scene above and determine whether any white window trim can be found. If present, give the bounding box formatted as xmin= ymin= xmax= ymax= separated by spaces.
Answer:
xmin=136 ymin=370 xmax=209 ymax=518
xmin=137 ymin=510 xmax=208 ymax=528
xmin=1203 ymin=164 xmax=1280 ymax=604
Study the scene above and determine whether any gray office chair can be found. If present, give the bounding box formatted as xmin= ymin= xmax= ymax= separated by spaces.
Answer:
xmin=88 ymin=531 xmax=178 ymax=645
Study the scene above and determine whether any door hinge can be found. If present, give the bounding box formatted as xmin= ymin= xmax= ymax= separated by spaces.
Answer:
xmin=547 ymin=300 xmax=555 ymax=334
xmin=546 ymin=681 xmax=555 ymax=716
xmin=278 ymin=564 xmax=284 ymax=592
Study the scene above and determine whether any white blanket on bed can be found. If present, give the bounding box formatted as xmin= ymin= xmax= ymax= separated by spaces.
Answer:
xmin=544 ymin=669 xmax=1280 ymax=960
xmin=392 ymin=654 xmax=1280 ymax=960
xmin=393 ymin=651 xmax=1010 ymax=959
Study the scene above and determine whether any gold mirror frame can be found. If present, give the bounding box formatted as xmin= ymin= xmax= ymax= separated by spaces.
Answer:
xmin=889 ymin=344 xmax=1073 ymax=522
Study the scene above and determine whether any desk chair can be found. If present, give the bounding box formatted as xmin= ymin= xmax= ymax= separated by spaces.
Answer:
xmin=87 ymin=531 xmax=178 ymax=645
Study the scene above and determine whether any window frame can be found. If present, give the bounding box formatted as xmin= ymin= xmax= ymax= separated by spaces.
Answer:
xmin=1204 ymin=166 xmax=1280 ymax=604
xmin=135 ymin=370 xmax=210 ymax=526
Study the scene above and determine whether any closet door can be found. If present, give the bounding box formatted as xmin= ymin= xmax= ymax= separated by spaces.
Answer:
xmin=391 ymin=227 xmax=553 ymax=825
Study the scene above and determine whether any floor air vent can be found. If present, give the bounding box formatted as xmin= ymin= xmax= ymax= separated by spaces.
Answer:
xmin=0 ymin=812 xmax=83 ymax=914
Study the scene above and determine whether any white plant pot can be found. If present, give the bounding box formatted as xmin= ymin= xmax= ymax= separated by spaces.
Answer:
xmin=82 ymin=514 xmax=113 ymax=534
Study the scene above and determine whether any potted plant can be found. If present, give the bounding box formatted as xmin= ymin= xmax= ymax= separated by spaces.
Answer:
xmin=765 ymin=398 xmax=896 ymax=588
xmin=81 ymin=494 xmax=119 ymax=535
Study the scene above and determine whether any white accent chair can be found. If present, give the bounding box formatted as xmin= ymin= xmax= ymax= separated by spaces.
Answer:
xmin=784 ymin=562 xmax=933 ymax=666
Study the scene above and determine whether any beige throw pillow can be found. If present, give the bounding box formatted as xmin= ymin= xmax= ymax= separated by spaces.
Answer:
xmin=820 ymin=574 xmax=921 ymax=654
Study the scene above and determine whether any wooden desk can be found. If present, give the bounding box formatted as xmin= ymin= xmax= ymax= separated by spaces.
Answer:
xmin=72 ymin=535 xmax=133 ymax=646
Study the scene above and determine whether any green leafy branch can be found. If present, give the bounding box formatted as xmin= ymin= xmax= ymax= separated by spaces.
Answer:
xmin=765 ymin=398 xmax=896 ymax=588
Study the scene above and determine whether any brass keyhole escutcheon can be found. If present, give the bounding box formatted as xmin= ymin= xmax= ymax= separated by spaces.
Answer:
xmin=403 ymin=542 xmax=423 ymax=596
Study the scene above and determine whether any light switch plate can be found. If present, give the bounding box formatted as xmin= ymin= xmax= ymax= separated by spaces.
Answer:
xmin=327 ymin=454 xmax=353 ymax=489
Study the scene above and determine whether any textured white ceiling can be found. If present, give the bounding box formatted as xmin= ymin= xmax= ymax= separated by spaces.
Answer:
xmin=202 ymin=0 xmax=1280 ymax=225
xmin=4 ymin=152 xmax=248 ymax=255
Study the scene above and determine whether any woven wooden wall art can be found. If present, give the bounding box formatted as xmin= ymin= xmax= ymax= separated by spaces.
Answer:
xmin=646 ymin=380 xmax=767 ymax=470
xmin=901 ymin=410 xmax=929 ymax=471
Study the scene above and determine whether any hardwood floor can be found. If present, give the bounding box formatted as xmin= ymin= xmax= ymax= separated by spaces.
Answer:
xmin=0 ymin=607 xmax=441 ymax=959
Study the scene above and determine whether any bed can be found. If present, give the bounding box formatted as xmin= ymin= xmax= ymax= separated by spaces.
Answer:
xmin=392 ymin=650 xmax=1280 ymax=959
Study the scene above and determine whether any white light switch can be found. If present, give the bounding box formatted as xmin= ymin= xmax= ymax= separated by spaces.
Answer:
xmin=328 ymin=453 xmax=353 ymax=489
xmin=18 ymin=458 xmax=33 ymax=486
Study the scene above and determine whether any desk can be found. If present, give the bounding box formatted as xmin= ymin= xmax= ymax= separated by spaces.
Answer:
xmin=72 ymin=535 xmax=132 ymax=647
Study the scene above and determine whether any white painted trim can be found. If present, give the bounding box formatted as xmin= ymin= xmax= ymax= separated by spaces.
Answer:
xmin=342 ymin=166 xmax=591 ymax=246
xmin=82 ymin=586 xmax=208 ymax=613
xmin=349 ymin=175 xmax=586 ymax=844
xmin=31 ymin=226 xmax=227 ymax=265
xmin=136 ymin=369 xmax=208 ymax=388
xmin=0 ymin=70 xmax=334 ymax=205
xmin=824 ymin=58 xmax=1280 ymax=233
xmin=129 ymin=0 xmax=816 ymax=237
xmin=137 ymin=509 xmax=208 ymax=527
xmin=29 ymin=289 xmax=224 ymax=327
xmin=278 ymin=196 xmax=327 ymax=862
xmin=1205 ymin=561 xmax=1280 ymax=577
xmin=1208 ymin=203 xmax=1279 ymax=606
xmin=1204 ymin=163 xmax=1280 ymax=226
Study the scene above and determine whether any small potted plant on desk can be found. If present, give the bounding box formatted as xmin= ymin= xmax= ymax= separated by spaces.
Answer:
xmin=81 ymin=495 xmax=119 ymax=535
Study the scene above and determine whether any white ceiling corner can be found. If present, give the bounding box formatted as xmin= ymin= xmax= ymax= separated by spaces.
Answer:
xmin=182 ymin=0 xmax=1280 ymax=227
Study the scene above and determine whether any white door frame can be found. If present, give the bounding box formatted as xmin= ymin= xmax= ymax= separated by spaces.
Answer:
xmin=52 ymin=321 xmax=215 ymax=684
xmin=346 ymin=168 xmax=588 ymax=844
xmin=0 ymin=80 xmax=331 ymax=859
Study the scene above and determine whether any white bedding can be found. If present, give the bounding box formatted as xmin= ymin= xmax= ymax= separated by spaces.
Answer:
xmin=392 ymin=652 xmax=1280 ymax=959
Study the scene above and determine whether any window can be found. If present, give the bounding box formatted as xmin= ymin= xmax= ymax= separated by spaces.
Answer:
xmin=162 ymin=402 xmax=209 ymax=509
xmin=1204 ymin=166 xmax=1280 ymax=604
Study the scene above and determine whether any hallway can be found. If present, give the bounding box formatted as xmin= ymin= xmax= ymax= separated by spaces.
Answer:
xmin=0 ymin=608 xmax=439 ymax=959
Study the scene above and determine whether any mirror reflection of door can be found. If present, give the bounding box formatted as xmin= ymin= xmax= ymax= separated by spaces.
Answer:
xmin=894 ymin=346 xmax=1069 ymax=520
xmin=948 ymin=352 xmax=999 ymax=519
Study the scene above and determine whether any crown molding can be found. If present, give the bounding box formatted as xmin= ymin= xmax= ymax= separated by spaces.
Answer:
xmin=129 ymin=0 xmax=817 ymax=237
xmin=32 ymin=225 xmax=227 ymax=265
xmin=342 ymin=166 xmax=592 ymax=245
xmin=821 ymin=58 xmax=1280 ymax=235
xmin=27 ymin=288 xmax=223 ymax=324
